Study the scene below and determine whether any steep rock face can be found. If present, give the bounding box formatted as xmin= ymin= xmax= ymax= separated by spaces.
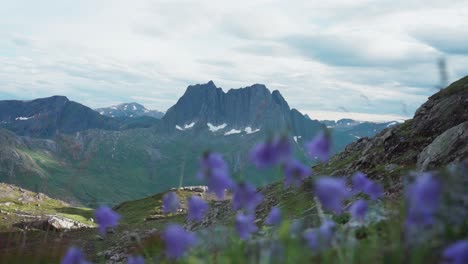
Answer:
xmin=0 ymin=96 xmax=120 ymax=138
xmin=162 ymin=81 xmax=323 ymax=136
xmin=411 ymin=77 xmax=468 ymax=144
xmin=315 ymin=76 xmax=468 ymax=186
xmin=417 ymin=121 xmax=468 ymax=171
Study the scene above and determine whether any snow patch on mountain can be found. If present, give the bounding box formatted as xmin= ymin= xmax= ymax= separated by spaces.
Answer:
xmin=176 ymin=122 xmax=196 ymax=131
xmin=293 ymin=136 xmax=302 ymax=143
xmin=15 ymin=116 xmax=34 ymax=121
xmin=244 ymin=127 xmax=260 ymax=134
xmin=207 ymin=123 xmax=227 ymax=132
xmin=224 ymin=129 xmax=241 ymax=135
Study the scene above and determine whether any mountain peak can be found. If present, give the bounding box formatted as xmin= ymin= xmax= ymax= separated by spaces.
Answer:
xmin=162 ymin=82 xmax=322 ymax=136
xmin=95 ymin=102 xmax=164 ymax=119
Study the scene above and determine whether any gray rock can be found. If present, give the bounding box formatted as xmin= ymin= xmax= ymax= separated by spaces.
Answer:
xmin=417 ymin=121 xmax=468 ymax=171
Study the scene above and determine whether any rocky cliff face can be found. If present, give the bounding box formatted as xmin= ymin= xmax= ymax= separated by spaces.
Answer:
xmin=315 ymin=76 xmax=468 ymax=190
xmin=0 ymin=96 xmax=120 ymax=138
xmin=162 ymin=81 xmax=323 ymax=137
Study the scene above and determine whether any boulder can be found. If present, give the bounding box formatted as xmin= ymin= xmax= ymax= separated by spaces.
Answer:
xmin=417 ymin=121 xmax=468 ymax=171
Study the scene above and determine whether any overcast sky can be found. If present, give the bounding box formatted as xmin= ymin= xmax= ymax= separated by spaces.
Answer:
xmin=1 ymin=0 xmax=467 ymax=121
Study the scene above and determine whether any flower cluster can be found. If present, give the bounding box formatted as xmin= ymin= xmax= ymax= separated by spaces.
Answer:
xmin=163 ymin=224 xmax=197 ymax=259
xmin=303 ymin=220 xmax=336 ymax=251
xmin=232 ymin=182 xmax=264 ymax=213
xmin=94 ymin=205 xmax=121 ymax=236
xmin=265 ymin=206 xmax=282 ymax=226
xmin=315 ymin=177 xmax=350 ymax=214
xmin=283 ymin=159 xmax=312 ymax=187
xmin=61 ymin=247 xmax=90 ymax=264
xmin=197 ymin=152 xmax=233 ymax=199
xmin=443 ymin=240 xmax=468 ymax=264
xmin=162 ymin=191 xmax=181 ymax=214
xmin=405 ymin=172 xmax=441 ymax=227
xmin=250 ymin=136 xmax=292 ymax=168
xmin=305 ymin=131 xmax=331 ymax=162
xmin=187 ymin=195 xmax=208 ymax=222
xmin=352 ymin=172 xmax=383 ymax=200
xmin=235 ymin=213 xmax=258 ymax=240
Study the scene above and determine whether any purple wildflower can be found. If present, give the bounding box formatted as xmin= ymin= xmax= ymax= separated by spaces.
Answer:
xmin=443 ymin=240 xmax=468 ymax=264
xmin=303 ymin=220 xmax=336 ymax=250
xmin=235 ymin=213 xmax=258 ymax=240
xmin=352 ymin=172 xmax=369 ymax=193
xmin=128 ymin=255 xmax=145 ymax=264
xmin=305 ymin=131 xmax=331 ymax=162
xmin=61 ymin=247 xmax=90 ymax=264
xmin=197 ymin=152 xmax=233 ymax=199
xmin=250 ymin=137 xmax=292 ymax=168
xmin=207 ymin=168 xmax=233 ymax=199
xmin=315 ymin=177 xmax=350 ymax=214
xmin=265 ymin=206 xmax=282 ymax=226
xmin=187 ymin=196 xmax=208 ymax=222
xmin=283 ymin=159 xmax=311 ymax=187
xmin=406 ymin=173 xmax=441 ymax=227
xmin=162 ymin=192 xmax=181 ymax=214
xmin=199 ymin=152 xmax=228 ymax=172
xmin=349 ymin=199 xmax=368 ymax=221
xmin=352 ymin=172 xmax=383 ymax=200
xmin=163 ymin=224 xmax=197 ymax=259
xmin=232 ymin=182 xmax=263 ymax=213
xmin=94 ymin=206 xmax=121 ymax=236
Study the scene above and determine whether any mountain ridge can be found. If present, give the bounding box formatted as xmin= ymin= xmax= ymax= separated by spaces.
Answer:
xmin=95 ymin=102 xmax=164 ymax=119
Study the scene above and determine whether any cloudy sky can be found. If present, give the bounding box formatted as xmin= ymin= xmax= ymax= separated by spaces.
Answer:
xmin=1 ymin=0 xmax=467 ymax=121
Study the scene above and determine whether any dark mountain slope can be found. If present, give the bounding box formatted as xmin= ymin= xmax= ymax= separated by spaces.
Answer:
xmin=0 ymin=96 xmax=120 ymax=138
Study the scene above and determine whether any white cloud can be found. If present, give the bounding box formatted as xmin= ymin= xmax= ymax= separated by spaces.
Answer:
xmin=0 ymin=0 xmax=467 ymax=120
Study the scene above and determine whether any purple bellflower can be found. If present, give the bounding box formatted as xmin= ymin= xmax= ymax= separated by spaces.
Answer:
xmin=127 ymin=255 xmax=145 ymax=264
xmin=187 ymin=195 xmax=208 ymax=222
xmin=163 ymin=224 xmax=197 ymax=259
xmin=162 ymin=192 xmax=181 ymax=214
xmin=250 ymin=137 xmax=292 ymax=168
xmin=197 ymin=152 xmax=233 ymax=199
xmin=305 ymin=131 xmax=331 ymax=162
xmin=352 ymin=172 xmax=383 ymax=200
xmin=406 ymin=172 xmax=441 ymax=227
xmin=232 ymin=182 xmax=263 ymax=213
xmin=443 ymin=240 xmax=468 ymax=264
xmin=265 ymin=206 xmax=282 ymax=226
xmin=94 ymin=206 xmax=121 ymax=236
xmin=304 ymin=220 xmax=336 ymax=250
xmin=61 ymin=247 xmax=90 ymax=264
xmin=283 ymin=159 xmax=311 ymax=187
xmin=235 ymin=213 xmax=258 ymax=240
xmin=349 ymin=199 xmax=368 ymax=221
xmin=315 ymin=177 xmax=350 ymax=214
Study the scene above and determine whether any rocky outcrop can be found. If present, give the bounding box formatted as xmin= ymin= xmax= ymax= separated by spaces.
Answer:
xmin=417 ymin=121 xmax=468 ymax=171
xmin=162 ymin=81 xmax=324 ymax=136
xmin=15 ymin=215 xmax=92 ymax=231
xmin=314 ymin=76 xmax=468 ymax=185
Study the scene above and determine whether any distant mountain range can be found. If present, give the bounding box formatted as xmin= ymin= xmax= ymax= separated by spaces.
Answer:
xmin=0 ymin=81 xmax=398 ymax=206
xmin=95 ymin=102 xmax=164 ymax=119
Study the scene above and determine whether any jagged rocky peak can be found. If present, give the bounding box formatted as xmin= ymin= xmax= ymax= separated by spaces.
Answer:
xmin=163 ymin=81 xmax=312 ymax=132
